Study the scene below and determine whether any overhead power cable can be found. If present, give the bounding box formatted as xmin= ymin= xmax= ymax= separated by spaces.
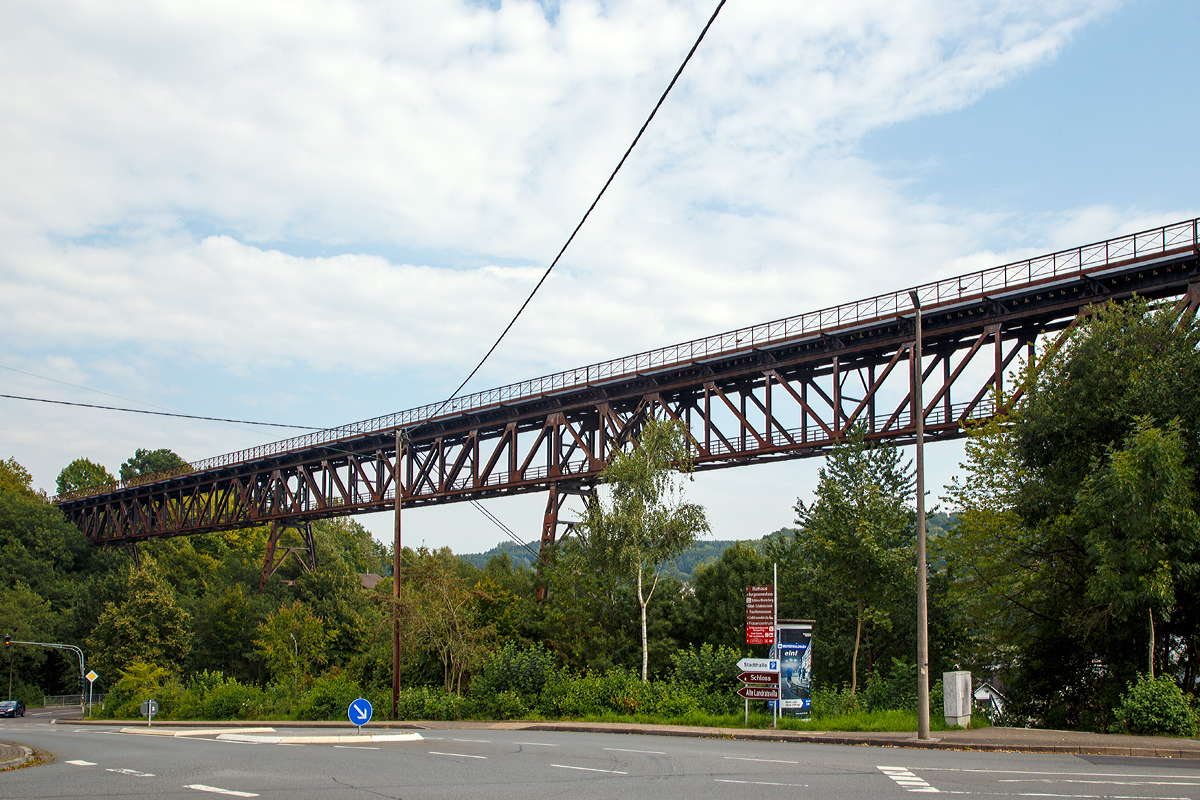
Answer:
xmin=0 ymin=394 xmax=322 ymax=430
xmin=429 ymin=0 xmax=729 ymax=420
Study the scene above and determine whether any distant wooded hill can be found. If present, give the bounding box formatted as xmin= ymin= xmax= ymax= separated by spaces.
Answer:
xmin=458 ymin=513 xmax=956 ymax=580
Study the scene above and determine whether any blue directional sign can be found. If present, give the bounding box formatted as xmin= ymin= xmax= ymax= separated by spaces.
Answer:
xmin=348 ymin=697 xmax=373 ymax=728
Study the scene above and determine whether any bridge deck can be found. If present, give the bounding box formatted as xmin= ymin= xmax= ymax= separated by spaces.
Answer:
xmin=53 ymin=218 xmax=1200 ymax=546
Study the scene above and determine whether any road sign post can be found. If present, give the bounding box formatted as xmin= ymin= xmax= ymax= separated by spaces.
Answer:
xmin=140 ymin=699 xmax=158 ymax=727
xmin=349 ymin=697 xmax=373 ymax=734
xmin=85 ymin=670 xmax=98 ymax=718
xmin=735 ymin=658 xmax=779 ymax=725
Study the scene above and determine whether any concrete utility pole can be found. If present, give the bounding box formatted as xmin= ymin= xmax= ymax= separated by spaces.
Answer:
xmin=392 ymin=430 xmax=403 ymax=721
xmin=910 ymin=290 xmax=930 ymax=740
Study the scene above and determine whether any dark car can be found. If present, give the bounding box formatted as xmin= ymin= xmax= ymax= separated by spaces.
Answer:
xmin=0 ymin=699 xmax=25 ymax=717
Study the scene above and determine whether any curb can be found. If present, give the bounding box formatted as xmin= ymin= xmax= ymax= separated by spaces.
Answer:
xmin=61 ymin=718 xmax=1200 ymax=758
xmin=0 ymin=743 xmax=34 ymax=771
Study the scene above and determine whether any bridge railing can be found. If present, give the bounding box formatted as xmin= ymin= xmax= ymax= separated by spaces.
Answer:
xmin=55 ymin=217 xmax=1198 ymax=504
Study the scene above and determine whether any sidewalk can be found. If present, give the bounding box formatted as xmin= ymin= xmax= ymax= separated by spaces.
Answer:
xmin=69 ymin=718 xmax=1200 ymax=757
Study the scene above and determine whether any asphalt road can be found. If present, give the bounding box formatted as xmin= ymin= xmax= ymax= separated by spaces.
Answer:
xmin=5 ymin=711 xmax=1200 ymax=799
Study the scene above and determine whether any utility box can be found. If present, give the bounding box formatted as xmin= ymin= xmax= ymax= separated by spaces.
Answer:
xmin=943 ymin=671 xmax=972 ymax=728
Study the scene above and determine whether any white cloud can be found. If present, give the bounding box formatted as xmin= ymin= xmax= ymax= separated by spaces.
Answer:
xmin=4 ymin=0 xmax=1170 ymax=545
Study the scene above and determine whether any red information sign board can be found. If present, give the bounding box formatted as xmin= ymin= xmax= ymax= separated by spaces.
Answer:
xmin=737 ymin=684 xmax=779 ymax=700
xmin=746 ymin=585 xmax=774 ymax=644
xmin=746 ymin=626 xmax=774 ymax=645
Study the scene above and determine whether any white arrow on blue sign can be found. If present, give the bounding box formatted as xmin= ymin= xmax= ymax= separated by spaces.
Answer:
xmin=348 ymin=697 xmax=373 ymax=727
xmin=737 ymin=658 xmax=778 ymax=672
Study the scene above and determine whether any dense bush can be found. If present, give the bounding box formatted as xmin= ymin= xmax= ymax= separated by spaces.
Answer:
xmin=1112 ymin=674 xmax=1197 ymax=737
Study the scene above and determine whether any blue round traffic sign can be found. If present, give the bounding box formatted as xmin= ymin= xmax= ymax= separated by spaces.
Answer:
xmin=348 ymin=697 xmax=373 ymax=726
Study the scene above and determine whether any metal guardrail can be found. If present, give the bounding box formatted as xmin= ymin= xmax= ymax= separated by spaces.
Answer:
xmin=54 ymin=217 xmax=1198 ymax=504
xmin=42 ymin=694 xmax=106 ymax=706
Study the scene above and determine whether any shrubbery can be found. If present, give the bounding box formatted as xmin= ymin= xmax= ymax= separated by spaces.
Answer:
xmin=1112 ymin=673 xmax=1197 ymax=737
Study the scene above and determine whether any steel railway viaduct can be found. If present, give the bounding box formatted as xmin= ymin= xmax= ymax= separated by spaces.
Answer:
xmin=53 ymin=218 xmax=1200 ymax=578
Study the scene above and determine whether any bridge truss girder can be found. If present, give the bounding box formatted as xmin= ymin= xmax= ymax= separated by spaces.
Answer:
xmin=59 ymin=248 xmax=1200 ymax=556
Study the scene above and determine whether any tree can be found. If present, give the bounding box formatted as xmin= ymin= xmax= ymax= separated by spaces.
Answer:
xmin=577 ymin=417 xmax=710 ymax=680
xmin=405 ymin=547 xmax=495 ymax=693
xmin=0 ymin=458 xmax=33 ymax=494
xmin=942 ymin=298 xmax=1200 ymax=729
xmin=86 ymin=558 xmax=193 ymax=677
xmin=794 ymin=424 xmax=914 ymax=694
xmin=119 ymin=448 xmax=188 ymax=481
xmin=56 ymin=458 xmax=115 ymax=496
xmin=1077 ymin=418 xmax=1200 ymax=677
xmin=253 ymin=600 xmax=330 ymax=692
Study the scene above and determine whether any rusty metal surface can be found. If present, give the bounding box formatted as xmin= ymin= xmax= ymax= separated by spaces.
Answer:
xmin=52 ymin=219 xmax=1200 ymax=547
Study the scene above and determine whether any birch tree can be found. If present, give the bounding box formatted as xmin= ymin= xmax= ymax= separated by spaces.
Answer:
xmin=578 ymin=417 xmax=709 ymax=680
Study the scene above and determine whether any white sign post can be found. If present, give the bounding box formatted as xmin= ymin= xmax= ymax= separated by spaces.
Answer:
xmin=140 ymin=698 xmax=159 ymax=727
xmin=85 ymin=670 xmax=98 ymax=718
xmin=736 ymin=658 xmax=779 ymax=725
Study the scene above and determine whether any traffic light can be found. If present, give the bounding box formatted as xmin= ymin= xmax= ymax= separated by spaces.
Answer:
xmin=4 ymin=633 xmax=9 ymax=648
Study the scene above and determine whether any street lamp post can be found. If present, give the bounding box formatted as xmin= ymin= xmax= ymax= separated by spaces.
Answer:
xmin=909 ymin=290 xmax=931 ymax=740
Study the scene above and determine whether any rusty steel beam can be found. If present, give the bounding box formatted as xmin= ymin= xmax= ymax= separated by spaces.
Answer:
xmin=52 ymin=220 xmax=1200 ymax=552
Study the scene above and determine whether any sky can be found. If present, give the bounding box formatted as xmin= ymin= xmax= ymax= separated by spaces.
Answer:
xmin=1 ymin=0 xmax=1196 ymax=554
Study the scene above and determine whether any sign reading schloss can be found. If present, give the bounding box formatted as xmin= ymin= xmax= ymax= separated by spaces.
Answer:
xmin=738 ymin=671 xmax=778 ymax=685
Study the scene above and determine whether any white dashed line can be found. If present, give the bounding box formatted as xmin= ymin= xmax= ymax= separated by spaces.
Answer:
xmin=1000 ymin=779 xmax=1200 ymax=787
xmin=551 ymin=764 xmax=628 ymax=774
xmin=452 ymin=738 xmax=491 ymax=743
xmin=184 ymin=785 xmax=260 ymax=797
xmin=429 ymin=751 xmax=488 ymax=759
xmin=716 ymin=779 xmax=809 ymax=787
xmin=515 ymin=742 xmax=560 ymax=746
xmin=879 ymin=765 xmax=939 ymax=793
xmin=106 ymin=767 xmax=154 ymax=777
xmin=603 ymin=747 xmax=665 ymax=754
xmin=334 ymin=745 xmax=379 ymax=750
xmin=725 ymin=756 xmax=799 ymax=764
xmin=65 ymin=760 xmax=97 ymax=766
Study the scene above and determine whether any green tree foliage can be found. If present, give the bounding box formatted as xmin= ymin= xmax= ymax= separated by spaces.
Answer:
xmin=55 ymin=458 xmax=115 ymax=496
xmin=577 ymin=417 xmax=710 ymax=680
xmin=1112 ymin=672 xmax=1197 ymax=736
xmin=0 ymin=458 xmax=34 ymax=493
xmin=254 ymin=600 xmax=330 ymax=692
xmin=86 ymin=559 xmax=193 ymax=677
xmin=944 ymin=298 xmax=1200 ymax=729
xmin=1077 ymin=418 xmax=1200 ymax=677
xmin=793 ymin=424 xmax=915 ymax=694
xmin=119 ymin=448 xmax=189 ymax=481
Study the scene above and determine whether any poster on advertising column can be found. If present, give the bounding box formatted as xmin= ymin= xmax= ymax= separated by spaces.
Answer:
xmin=775 ymin=620 xmax=813 ymax=718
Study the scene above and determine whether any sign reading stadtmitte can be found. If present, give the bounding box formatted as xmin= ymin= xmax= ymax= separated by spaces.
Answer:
xmin=746 ymin=585 xmax=775 ymax=645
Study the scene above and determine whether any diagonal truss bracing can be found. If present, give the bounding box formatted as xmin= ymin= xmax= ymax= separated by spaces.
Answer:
xmin=55 ymin=219 xmax=1200 ymax=550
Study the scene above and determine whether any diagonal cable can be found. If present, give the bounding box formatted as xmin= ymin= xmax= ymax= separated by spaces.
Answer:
xmin=429 ymin=0 xmax=729 ymax=421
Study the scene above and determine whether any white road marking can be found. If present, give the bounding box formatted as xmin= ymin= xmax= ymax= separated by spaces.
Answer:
xmin=1000 ymin=779 xmax=1200 ymax=786
xmin=604 ymin=747 xmax=665 ymax=754
xmin=716 ymin=779 xmax=809 ymax=787
xmin=429 ymin=751 xmax=487 ymax=759
xmin=452 ymin=738 xmax=491 ymax=743
xmin=106 ymin=768 xmax=154 ymax=777
xmin=879 ymin=765 xmax=939 ymax=793
xmin=922 ymin=768 xmax=1200 ymax=778
xmin=334 ymin=745 xmax=379 ymax=750
xmin=515 ymin=742 xmax=560 ymax=746
xmin=184 ymin=785 xmax=259 ymax=797
xmin=551 ymin=764 xmax=628 ymax=774
xmin=65 ymin=760 xmax=97 ymax=766
xmin=725 ymin=756 xmax=799 ymax=764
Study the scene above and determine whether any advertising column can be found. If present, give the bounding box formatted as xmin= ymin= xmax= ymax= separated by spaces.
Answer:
xmin=776 ymin=620 xmax=814 ymax=719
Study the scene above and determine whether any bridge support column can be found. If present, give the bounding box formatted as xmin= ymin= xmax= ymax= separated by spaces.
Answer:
xmin=259 ymin=521 xmax=317 ymax=591
xmin=535 ymin=482 xmax=596 ymax=602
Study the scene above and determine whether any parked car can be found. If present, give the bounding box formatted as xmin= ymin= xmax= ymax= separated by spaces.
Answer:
xmin=0 ymin=699 xmax=25 ymax=717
